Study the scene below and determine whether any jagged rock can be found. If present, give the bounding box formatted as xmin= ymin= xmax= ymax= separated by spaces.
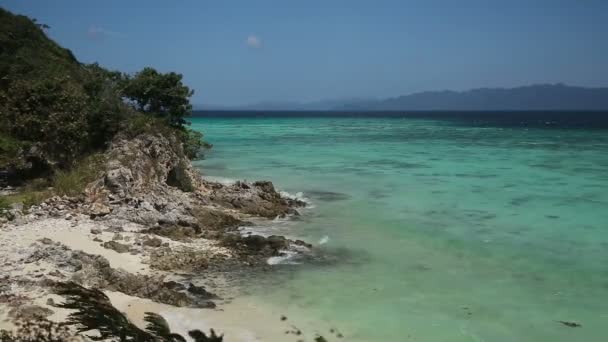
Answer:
xmin=90 ymin=228 xmax=102 ymax=235
xmin=208 ymin=180 xmax=306 ymax=218
xmin=104 ymin=165 xmax=134 ymax=197
xmin=89 ymin=202 xmax=111 ymax=217
xmin=149 ymin=247 xmax=210 ymax=271
xmin=220 ymin=234 xmax=288 ymax=256
xmin=191 ymin=207 xmax=243 ymax=231
xmin=26 ymin=244 xmax=216 ymax=308
xmin=102 ymin=241 xmax=130 ymax=253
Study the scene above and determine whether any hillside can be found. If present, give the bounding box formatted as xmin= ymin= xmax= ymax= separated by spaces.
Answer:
xmin=339 ymin=84 xmax=608 ymax=111
xmin=0 ymin=7 xmax=204 ymax=186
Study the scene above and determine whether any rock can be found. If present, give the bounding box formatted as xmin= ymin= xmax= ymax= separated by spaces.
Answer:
xmin=90 ymin=228 xmax=102 ymax=235
xmin=38 ymin=238 xmax=54 ymax=245
xmin=207 ymin=180 xmax=306 ymax=218
xmin=104 ymin=166 xmax=134 ymax=197
xmin=93 ymin=237 xmax=103 ymax=242
xmin=142 ymin=236 xmax=162 ymax=248
xmin=89 ymin=202 xmax=111 ymax=218
xmin=149 ymin=247 xmax=209 ymax=271
xmin=187 ymin=283 xmax=218 ymax=300
xmin=48 ymin=270 xmax=65 ymax=278
xmin=191 ymin=207 xmax=243 ymax=231
xmin=32 ymin=244 xmax=216 ymax=308
xmin=65 ymin=213 xmax=73 ymax=220
xmin=221 ymin=234 xmax=287 ymax=255
xmin=46 ymin=298 xmax=55 ymax=306
xmin=293 ymin=239 xmax=313 ymax=249
xmin=8 ymin=305 xmax=54 ymax=321
xmin=102 ymin=241 xmax=130 ymax=253
xmin=146 ymin=225 xmax=197 ymax=241
xmin=267 ymin=235 xmax=289 ymax=250
xmin=112 ymin=233 xmax=124 ymax=241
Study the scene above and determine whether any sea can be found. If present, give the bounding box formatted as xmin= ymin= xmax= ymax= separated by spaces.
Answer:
xmin=190 ymin=111 xmax=608 ymax=342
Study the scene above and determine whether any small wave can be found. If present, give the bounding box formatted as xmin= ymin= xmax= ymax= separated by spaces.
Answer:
xmin=279 ymin=190 xmax=311 ymax=204
xmin=267 ymin=250 xmax=301 ymax=265
xmin=318 ymin=235 xmax=330 ymax=245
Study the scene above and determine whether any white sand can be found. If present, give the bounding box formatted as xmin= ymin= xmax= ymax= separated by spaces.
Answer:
xmin=0 ymin=216 xmax=333 ymax=341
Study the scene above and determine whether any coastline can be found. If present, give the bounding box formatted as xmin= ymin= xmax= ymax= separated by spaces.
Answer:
xmin=0 ymin=132 xmax=328 ymax=341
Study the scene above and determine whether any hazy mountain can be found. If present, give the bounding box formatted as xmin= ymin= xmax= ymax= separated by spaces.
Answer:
xmin=198 ymin=84 xmax=608 ymax=111
xmin=339 ymin=84 xmax=608 ymax=111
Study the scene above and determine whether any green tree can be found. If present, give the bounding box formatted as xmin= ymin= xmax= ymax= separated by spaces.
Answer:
xmin=0 ymin=77 xmax=89 ymax=165
xmin=122 ymin=67 xmax=194 ymax=127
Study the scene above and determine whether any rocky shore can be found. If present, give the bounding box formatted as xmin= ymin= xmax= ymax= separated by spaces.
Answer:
xmin=0 ymin=133 xmax=315 ymax=340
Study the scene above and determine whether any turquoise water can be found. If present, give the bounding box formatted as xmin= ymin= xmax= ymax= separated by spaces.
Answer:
xmin=191 ymin=115 xmax=608 ymax=341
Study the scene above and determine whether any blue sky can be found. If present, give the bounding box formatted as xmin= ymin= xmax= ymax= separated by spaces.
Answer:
xmin=2 ymin=0 xmax=607 ymax=106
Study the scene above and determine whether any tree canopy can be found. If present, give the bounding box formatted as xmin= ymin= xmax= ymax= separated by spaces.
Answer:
xmin=122 ymin=67 xmax=194 ymax=127
xmin=0 ymin=7 xmax=207 ymax=182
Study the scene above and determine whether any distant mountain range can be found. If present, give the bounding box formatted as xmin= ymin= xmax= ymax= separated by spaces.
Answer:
xmin=195 ymin=84 xmax=608 ymax=111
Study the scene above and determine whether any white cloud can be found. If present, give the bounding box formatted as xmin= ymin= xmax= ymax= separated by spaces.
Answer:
xmin=87 ymin=26 xmax=124 ymax=40
xmin=246 ymin=34 xmax=262 ymax=48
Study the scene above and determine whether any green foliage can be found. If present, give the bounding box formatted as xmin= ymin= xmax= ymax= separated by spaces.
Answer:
xmin=121 ymin=112 xmax=178 ymax=139
xmin=56 ymin=282 xmax=151 ymax=341
xmin=2 ymin=153 xmax=104 ymax=209
xmin=1 ymin=78 xmax=90 ymax=165
xmin=144 ymin=313 xmax=187 ymax=342
xmin=182 ymin=129 xmax=212 ymax=160
xmin=0 ymin=6 xmax=210 ymax=190
xmin=3 ymin=177 xmax=51 ymax=209
xmin=0 ymin=8 xmax=130 ymax=169
xmin=0 ymin=8 xmax=79 ymax=88
xmin=0 ymin=196 xmax=10 ymax=215
xmin=122 ymin=67 xmax=194 ymax=127
xmin=55 ymin=282 xmax=223 ymax=341
xmin=0 ymin=133 xmax=28 ymax=169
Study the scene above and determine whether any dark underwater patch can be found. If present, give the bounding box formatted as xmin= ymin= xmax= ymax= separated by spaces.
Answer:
xmin=306 ymin=190 xmax=351 ymax=201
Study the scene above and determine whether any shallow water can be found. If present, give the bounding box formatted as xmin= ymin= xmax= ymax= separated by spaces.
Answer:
xmin=191 ymin=113 xmax=608 ymax=341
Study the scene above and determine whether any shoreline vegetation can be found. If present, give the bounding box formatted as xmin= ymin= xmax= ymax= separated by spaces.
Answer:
xmin=0 ymin=8 xmax=336 ymax=342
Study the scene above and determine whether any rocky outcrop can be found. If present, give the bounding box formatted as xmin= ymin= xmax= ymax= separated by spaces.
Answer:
xmin=24 ymin=242 xmax=217 ymax=308
xmin=206 ymin=180 xmax=305 ymax=218
xmin=149 ymin=247 xmax=212 ymax=272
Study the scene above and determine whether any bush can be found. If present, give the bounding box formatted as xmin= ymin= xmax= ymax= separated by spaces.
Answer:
xmin=0 ymin=78 xmax=89 ymax=166
xmin=0 ymin=133 xmax=28 ymax=170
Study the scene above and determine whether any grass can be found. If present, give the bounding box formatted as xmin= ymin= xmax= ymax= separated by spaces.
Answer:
xmin=52 ymin=153 xmax=105 ymax=197
xmin=2 ymin=153 xmax=106 ymax=209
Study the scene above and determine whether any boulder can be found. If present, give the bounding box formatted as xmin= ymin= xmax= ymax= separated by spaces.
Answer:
xmin=142 ymin=236 xmax=162 ymax=248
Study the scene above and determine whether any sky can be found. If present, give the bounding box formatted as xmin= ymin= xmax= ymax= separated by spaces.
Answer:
xmin=2 ymin=0 xmax=608 ymax=106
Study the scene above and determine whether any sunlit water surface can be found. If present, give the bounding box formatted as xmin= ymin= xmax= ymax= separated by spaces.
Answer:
xmin=191 ymin=113 xmax=608 ymax=341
